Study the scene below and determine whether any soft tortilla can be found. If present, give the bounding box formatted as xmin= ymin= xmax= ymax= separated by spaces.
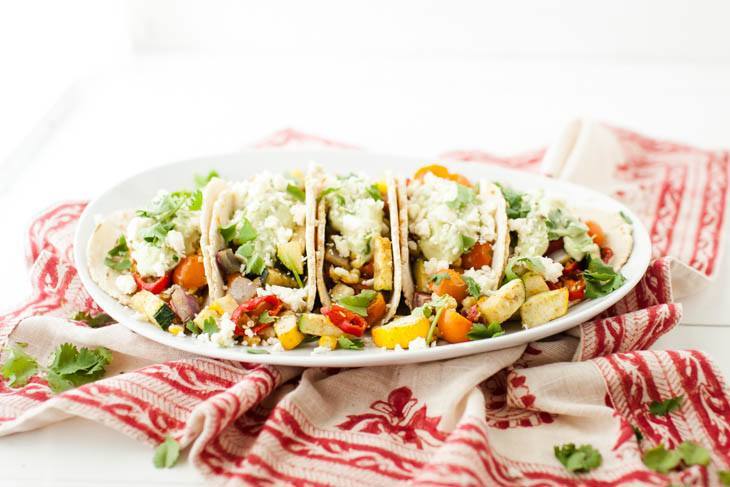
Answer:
xmin=313 ymin=170 xmax=403 ymax=324
xmin=397 ymin=178 xmax=510 ymax=309
xmin=86 ymin=209 xmax=135 ymax=305
xmin=200 ymin=177 xmax=230 ymax=301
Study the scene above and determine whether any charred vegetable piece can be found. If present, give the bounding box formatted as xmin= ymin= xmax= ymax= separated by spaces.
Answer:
xmin=325 ymin=249 xmax=350 ymax=269
xmin=265 ymin=268 xmax=298 ymax=288
xmin=414 ymin=259 xmax=430 ymax=293
xmin=522 ymin=272 xmax=549 ymax=298
xmin=521 ymin=288 xmax=569 ymax=328
xmin=477 ymin=279 xmax=525 ymax=325
xmin=216 ymin=249 xmax=242 ymax=275
xmin=277 ymin=241 xmax=304 ymax=286
xmin=131 ymin=290 xmax=174 ymax=329
xmin=372 ymin=236 xmax=393 ymax=291
xmin=298 ymin=313 xmax=344 ymax=337
xmin=228 ymin=276 xmax=259 ymax=303
xmin=169 ymin=286 xmax=200 ymax=322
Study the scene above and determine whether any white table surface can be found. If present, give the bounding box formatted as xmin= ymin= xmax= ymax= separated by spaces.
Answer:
xmin=1 ymin=54 xmax=729 ymax=485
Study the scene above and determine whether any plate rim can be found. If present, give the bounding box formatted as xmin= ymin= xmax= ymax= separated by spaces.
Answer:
xmin=73 ymin=149 xmax=652 ymax=367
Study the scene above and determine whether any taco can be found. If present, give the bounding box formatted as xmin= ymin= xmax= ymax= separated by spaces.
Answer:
xmin=312 ymin=168 xmax=402 ymax=334
xmin=87 ymin=177 xmax=226 ymax=330
xmin=200 ymin=170 xmax=317 ymax=346
xmin=397 ymin=165 xmax=510 ymax=312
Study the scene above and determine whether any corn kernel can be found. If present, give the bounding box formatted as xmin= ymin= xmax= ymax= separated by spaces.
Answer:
xmin=168 ymin=324 xmax=184 ymax=336
xmin=376 ymin=180 xmax=387 ymax=195
xmin=318 ymin=335 xmax=338 ymax=350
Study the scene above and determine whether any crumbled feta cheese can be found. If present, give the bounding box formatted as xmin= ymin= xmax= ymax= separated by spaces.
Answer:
xmin=291 ymin=203 xmax=306 ymax=227
xmin=538 ymin=257 xmax=564 ymax=283
xmin=332 ymin=235 xmax=350 ymax=258
xmin=206 ymin=313 xmax=237 ymax=348
xmin=424 ymin=258 xmax=450 ymax=275
xmin=408 ymin=337 xmax=428 ymax=350
xmin=462 ymin=267 xmax=499 ymax=294
xmin=270 ymin=341 xmax=285 ymax=353
xmin=165 ymin=230 xmax=186 ymax=257
xmin=393 ymin=344 xmax=404 ymax=352
xmin=115 ymin=274 xmax=137 ymax=295
xmin=257 ymin=285 xmax=308 ymax=312
xmin=323 ymin=173 xmax=384 ymax=267
xmin=509 ymin=214 xmax=549 ymax=257
xmin=312 ymin=345 xmax=332 ymax=354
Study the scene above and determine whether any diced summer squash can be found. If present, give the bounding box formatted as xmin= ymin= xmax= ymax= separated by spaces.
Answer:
xmin=193 ymin=308 xmax=218 ymax=331
xmin=274 ymin=313 xmax=305 ymax=350
xmin=209 ymin=295 xmax=239 ymax=315
xmin=520 ymin=288 xmax=569 ymax=328
xmin=372 ymin=236 xmax=393 ymax=291
xmin=477 ymin=279 xmax=525 ymax=325
xmin=277 ymin=240 xmax=304 ymax=276
xmin=265 ymin=268 xmax=298 ymax=288
xmin=318 ymin=335 xmax=338 ymax=350
xmin=371 ymin=315 xmax=429 ymax=349
xmin=414 ymin=259 xmax=429 ymax=293
xmin=298 ymin=313 xmax=344 ymax=337
xmin=330 ymin=283 xmax=355 ymax=301
xmin=522 ymin=272 xmax=549 ymax=298
xmin=131 ymin=290 xmax=173 ymax=329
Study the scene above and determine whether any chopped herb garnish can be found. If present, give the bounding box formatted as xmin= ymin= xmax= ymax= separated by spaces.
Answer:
xmin=202 ymin=317 xmax=219 ymax=335
xmin=464 ymin=276 xmax=481 ymax=297
xmin=104 ymin=235 xmax=131 ymax=272
xmin=247 ymin=349 xmax=270 ymax=355
xmin=236 ymin=242 xmax=254 ymax=259
xmin=194 ymin=170 xmax=220 ymax=188
xmin=71 ymin=311 xmax=114 ymax=328
xmin=338 ymin=336 xmax=365 ymax=350
xmin=286 ymin=184 xmax=306 ymax=202
xmin=258 ymin=311 xmax=275 ymax=324
xmin=430 ymin=273 xmax=451 ymax=285
xmin=583 ymin=256 xmax=625 ymax=298
xmin=46 ymin=343 xmax=113 ymax=394
xmin=642 ymin=444 xmax=681 ymax=473
xmin=504 ymin=256 xmax=546 ymax=282
xmin=245 ymin=255 xmax=266 ymax=275
xmin=366 ymin=184 xmax=383 ymax=201
xmin=467 ymin=322 xmax=505 ymax=340
xmin=447 ymin=184 xmax=476 ymax=210
xmin=153 ymin=436 xmax=181 ymax=469
xmin=188 ymin=189 xmax=203 ymax=211
xmin=554 ymin=443 xmax=602 ymax=473
xmin=620 ymin=210 xmax=633 ymax=224
xmin=649 ymin=395 xmax=683 ymax=416
xmin=302 ymin=335 xmax=319 ymax=344
xmin=460 ymin=234 xmax=476 ymax=253
xmin=496 ymin=183 xmax=531 ymax=219
xmin=221 ymin=218 xmax=257 ymax=246
xmin=677 ymin=441 xmax=710 ymax=466
xmin=337 ymin=290 xmax=377 ymax=317
xmin=0 ymin=343 xmax=38 ymax=387
xmin=185 ymin=321 xmax=198 ymax=334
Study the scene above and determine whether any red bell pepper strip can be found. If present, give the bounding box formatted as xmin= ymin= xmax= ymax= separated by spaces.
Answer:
xmin=564 ymin=277 xmax=586 ymax=301
xmin=321 ymin=305 xmax=368 ymax=337
xmin=133 ymin=272 xmax=171 ymax=295
xmin=231 ymin=295 xmax=284 ymax=337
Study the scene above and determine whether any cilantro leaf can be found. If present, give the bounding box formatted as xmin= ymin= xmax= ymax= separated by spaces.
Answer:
xmin=245 ymin=255 xmax=265 ymax=275
xmin=220 ymin=218 xmax=257 ymax=246
xmin=496 ymin=183 xmax=531 ymax=219
xmin=71 ymin=311 xmax=114 ymax=328
xmin=236 ymin=242 xmax=254 ymax=259
xmin=46 ymin=343 xmax=112 ymax=393
xmin=583 ymin=256 xmax=625 ymax=298
xmin=430 ymin=273 xmax=451 ymax=286
xmin=467 ymin=322 xmax=505 ymax=341
xmin=247 ymin=349 xmax=270 ymax=354
xmin=677 ymin=441 xmax=711 ymax=466
xmin=219 ymin=223 xmax=237 ymax=243
xmin=286 ymin=184 xmax=306 ymax=202
xmin=366 ymin=184 xmax=383 ymax=201
xmin=460 ymin=234 xmax=476 ymax=253
xmin=338 ymin=336 xmax=365 ymax=350
xmin=104 ymin=235 xmax=131 ymax=272
xmin=642 ymin=444 xmax=681 ymax=473
xmin=620 ymin=210 xmax=633 ymax=224
xmin=202 ymin=317 xmax=219 ymax=335
xmin=504 ymin=256 xmax=546 ymax=282
xmin=719 ymin=470 xmax=730 ymax=485
xmin=336 ymin=290 xmax=377 ymax=317
xmin=554 ymin=443 xmax=602 ymax=473
xmin=194 ymin=170 xmax=219 ymax=188
xmin=464 ymin=276 xmax=481 ymax=297
xmin=447 ymin=184 xmax=476 ymax=210
xmin=0 ymin=343 xmax=39 ymax=387
xmin=258 ymin=311 xmax=275 ymax=324
xmin=153 ymin=436 xmax=181 ymax=469
xmin=649 ymin=395 xmax=683 ymax=416
xmin=187 ymin=189 xmax=203 ymax=211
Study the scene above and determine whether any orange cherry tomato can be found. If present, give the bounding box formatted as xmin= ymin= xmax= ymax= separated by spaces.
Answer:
xmin=172 ymin=255 xmax=208 ymax=291
xmin=429 ymin=269 xmax=468 ymax=302
xmin=365 ymin=292 xmax=387 ymax=325
xmin=438 ymin=309 xmax=473 ymax=343
xmin=414 ymin=164 xmax=472 ymax=187
xmin=585 ymin=220 xmax=606 ymax=248
xmin=461 ymin=242 xmax=493 ymax=270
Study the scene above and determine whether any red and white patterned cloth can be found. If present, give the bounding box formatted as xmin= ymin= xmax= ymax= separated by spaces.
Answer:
xmin=1 ymin=126 xmax=729 ymax=486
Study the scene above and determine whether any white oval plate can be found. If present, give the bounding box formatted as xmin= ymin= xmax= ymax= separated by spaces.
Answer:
xmin=75 ymin=150 xmax=651 ymax=367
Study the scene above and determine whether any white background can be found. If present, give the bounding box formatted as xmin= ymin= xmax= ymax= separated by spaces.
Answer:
xmin=1 ymin=1 xmax=729 ymax=485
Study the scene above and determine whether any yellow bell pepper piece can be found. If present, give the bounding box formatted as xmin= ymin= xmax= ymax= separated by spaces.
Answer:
xmin=318 ymin=335 xmax=338 ymax=350
xmin=274 ymin=314 xmax=305 ymax=350
xmin=371 ymin=315 xmax=429 ymax=349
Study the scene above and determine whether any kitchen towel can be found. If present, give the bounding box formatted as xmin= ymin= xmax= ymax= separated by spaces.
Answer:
xmin=1 ymin=125 xmax=729 ymax=486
